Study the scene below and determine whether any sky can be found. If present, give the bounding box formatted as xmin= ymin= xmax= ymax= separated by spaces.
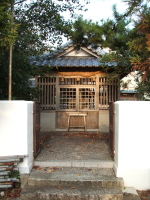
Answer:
xmin=62 ymin=0 xmax=129 ymax=43
xmin=66 ymin=0 xmax=129 ymax=23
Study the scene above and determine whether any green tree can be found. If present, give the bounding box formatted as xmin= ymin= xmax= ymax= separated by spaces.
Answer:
xmin=63 ymin=8 xmax=133 ymax=79
xmin=0 ymin=0 xmax=88 ymax=100
xmin=63 ymin=16 xmax=103 ymax=48
xmin=99 ymin=5 xmax=132 ymax=78
xmin=128 ymin=4 xmax=150 ymax=99
xmin=122 ymin=0 xmax=150 ymax=99
xmin=99 ymin=0 xmax=150 ymax=99
xmin=0 ymin=0 xmax=18 ymax=48
xmin=126 ymin=3 xmax=150 ymax=75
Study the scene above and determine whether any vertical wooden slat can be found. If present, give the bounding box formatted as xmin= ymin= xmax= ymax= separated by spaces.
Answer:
xmin=42 ymin=78 xmax=44 ymax=108
xmin=39 ymin=78 xmax=42 ymax=108
xmin=52 ymin=78 xmax=53 ymax=108
xmin=101 ymin=78 xmax=103 ymax=109
xmin=44 ymin=78 xmax=47 ymax=108
xmin=115 ymin=79 xmax=117 ymax=102
xmin=109 ymin=101 xmax=114 ymax=158
xmin=33 ymin=102 xmax=41 ymax=158
xmin=104 ymin=78 xmax=106 ymax=108
xmin=112 ymin=80 xmax=114 ymax=102
xmin=41 ymin=78 xmax=43 ymax=109
xmin=95 ymin=76 xmax=99 ymax=110
xmin=43 ymin=78 xmax=45 ymax=108
xmin=109 ymin=83 xmax=111 ymax=103
xmin=51 ymin=84 xmax=52 ymax=107
xmin=56 ymin=76 xmax=59 ymax=110
xmin=53 ymin=77 xmax=56 ymax=109
xmin=53 ymin=84 xmax=55 ymax=108
xmin=104 ymin=78 xmax=105 ymax=107
xmin=106 ymin=85 xmax=108 ymax=109
xmin=102 ymin=78 xmax=105 ymax=108
xmin=49 ymin=84 xmax=51 ymax=108
xmin=99 ymin=77 xmax=101 ymax=109
xmin=118 ymin=78 xmax=120 ymax=100
xmin=111 ymin=80 xmax=113 ymax=102
xmin=47 ymin=78 xmax=50 ymax=107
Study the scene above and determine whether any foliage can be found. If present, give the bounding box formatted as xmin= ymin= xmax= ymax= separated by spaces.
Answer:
xmin=0 ymin=0 xmax=18 ymax=48
xmin=125 ymin=0 xmax=150 ymax=99
xmin=0 ymin=0 xmax=88 ymax=100
xmin=125 ymin=0 xmax=150 ymax=14
xmin=128 ymin=6 xmax=150 ymax=75
xmin=135 ymin=74 xmax=150 ymax=100
xmin=9 ymin=170 xmax=21 ymax=188
xmin=99 ymin=5 xmax=132 ymax=78
xmin=63 ymin=16 xmax=103 ymax=48
xmin=99 ymin=1 xmax=150 ymax=99
xmin=9 ymin=170 xmax=20 ymax=179
xmin=64 ymin=11 xmax=132 ymax=78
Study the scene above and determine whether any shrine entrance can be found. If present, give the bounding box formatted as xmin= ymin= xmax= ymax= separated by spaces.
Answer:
xmin=37 ymin=75 xmax=119 ymax=131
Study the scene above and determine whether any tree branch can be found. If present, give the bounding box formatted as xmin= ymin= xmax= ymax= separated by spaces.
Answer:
xmin=14 ymin=0 xmax=27 ymax=5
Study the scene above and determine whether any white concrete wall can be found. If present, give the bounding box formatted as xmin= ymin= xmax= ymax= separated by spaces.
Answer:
xmin=0 ymin=101 xmax=34 ymax=174
xmin=114 ymin=101 xmax=150 ymax=190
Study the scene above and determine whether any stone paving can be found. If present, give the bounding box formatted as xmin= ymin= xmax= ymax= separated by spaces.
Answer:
xmin=35 ymin=132 xmax=112 ymax=162
xmin=3 ymin=132 xmax=142 ymax=200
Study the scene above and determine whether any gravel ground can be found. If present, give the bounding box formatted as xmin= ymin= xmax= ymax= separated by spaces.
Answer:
xmin=35 ymin=132 xmax=112 ymax=161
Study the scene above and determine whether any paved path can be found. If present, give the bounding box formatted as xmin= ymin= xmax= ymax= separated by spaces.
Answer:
xmin=35 ymin=132 xmax=112 ymax=162
xmin=4 ymin=132 xmax=141 ymax=200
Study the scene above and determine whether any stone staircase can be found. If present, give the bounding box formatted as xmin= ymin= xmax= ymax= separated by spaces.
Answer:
xmin=20 ymin=160 xmax=124 ymax=200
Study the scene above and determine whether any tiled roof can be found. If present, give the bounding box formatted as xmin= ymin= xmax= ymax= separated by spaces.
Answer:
xmin=31 ymin=57 xmax=117 ymax=67
xmin=29 ymin=41 xmax=117 ymax=67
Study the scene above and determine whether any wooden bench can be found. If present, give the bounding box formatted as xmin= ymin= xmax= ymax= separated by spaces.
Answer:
xmin=67 ymin=113 xmax=87 ymax=132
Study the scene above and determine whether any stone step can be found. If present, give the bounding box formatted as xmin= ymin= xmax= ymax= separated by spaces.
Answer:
xmin=27 ymin=167 xmax=124 ymax=189
xmin=20 ymin=186 xmax=123 ymax=200
xmin=34 ymin=160 xmax=114 ymax=168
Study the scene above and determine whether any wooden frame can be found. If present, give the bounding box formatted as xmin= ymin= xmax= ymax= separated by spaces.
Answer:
xmin=37 ymin=76 xmax=56 ymax=110
xmin=37 ymin=75 xmax=119 ymax=111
